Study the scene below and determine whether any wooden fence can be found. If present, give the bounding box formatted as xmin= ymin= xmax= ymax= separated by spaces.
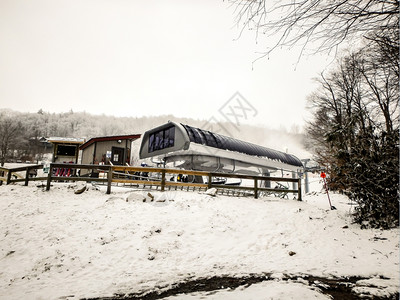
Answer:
xmin=0 ymin=164 xmax=45 ymax=186
xmin=0 ymin=163 xmax=302 ymax=200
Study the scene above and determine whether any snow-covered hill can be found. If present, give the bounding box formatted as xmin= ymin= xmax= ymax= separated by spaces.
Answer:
xmin=0 ymin=182 xmax=398 ymax=299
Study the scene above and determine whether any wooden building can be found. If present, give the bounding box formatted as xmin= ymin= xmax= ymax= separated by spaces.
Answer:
xmin=47 ymin=137 xmax=85 ymax=164
xmin=79 ymin=134 xmax=141 ymax=166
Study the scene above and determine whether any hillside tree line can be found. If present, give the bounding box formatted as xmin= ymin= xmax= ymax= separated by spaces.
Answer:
xmin=0 ymin=109 xmax=305 ymax=167
xmin=0 ymin=110 xmax=194 ymax=165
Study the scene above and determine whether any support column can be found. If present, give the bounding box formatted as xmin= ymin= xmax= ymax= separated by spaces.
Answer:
xmin=46 ymin=164 xmax=53 ymax=191
xmin=292 ymin=172 xmax=298 ymax=190
xmin=305 ymin=171 xmax=309 ymax=194
xmin=106 ymin=166 xmax=112 ymax=194
xmin=254 ymin=178 xmax=258 ymax=199
xmin=24 ymin=167 xmax=29 ymax=186
xmin=6 ymin=170 xmax=12 ymax=185
xmin=263 ymin=170 xmax=271 ymax=188
xmin=161 ymin=169 xmax=166 ymax=191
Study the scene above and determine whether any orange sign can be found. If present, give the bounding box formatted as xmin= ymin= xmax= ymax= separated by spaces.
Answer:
xmin=320 ymin=172 xmax=326 ymax=178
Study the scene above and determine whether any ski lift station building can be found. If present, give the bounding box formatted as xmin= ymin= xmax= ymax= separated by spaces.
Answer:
xmin=79 ymin=134 xmax=141 ymax=166
xmin=139 ymin=122 xmax=303 ymax=176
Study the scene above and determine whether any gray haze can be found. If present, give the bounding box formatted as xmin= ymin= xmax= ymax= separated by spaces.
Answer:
xmin=0 ymin=0 xmax=333 ymax=131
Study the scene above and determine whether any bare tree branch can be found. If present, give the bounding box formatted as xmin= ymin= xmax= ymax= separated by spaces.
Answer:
xmin=228 ymin=0 xmax=399 ymax=59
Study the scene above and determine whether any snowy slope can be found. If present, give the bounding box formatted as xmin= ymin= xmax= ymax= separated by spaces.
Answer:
xmin=0 ymin=182 xmax=398 ymax=299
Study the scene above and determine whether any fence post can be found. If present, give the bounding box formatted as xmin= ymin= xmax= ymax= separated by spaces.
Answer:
xmin=24 ymin=167 xmax=29 ymax=186
xmin=6 ymin=169 xmax=12 ymax=185
xmin=297 ymin=178 xmax=302 ymax=201
xmin=161 ymin=169 xmax=166 ymax=191
xmin=46 ymin=164 xmax=53 ymax=191
xmin=254 ymin=178 xmax=258 ymax=199
xmin=106 ymin=166 xmax=112 ymax=194
xmin=207 ymin=173 xmax=212 ymax=189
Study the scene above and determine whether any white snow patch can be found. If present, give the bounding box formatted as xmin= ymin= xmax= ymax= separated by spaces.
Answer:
xmin=0 ymin=183 xmax=398 ymax=299
xmin=204 ymin=188 xmax=217 ymax=197
xmin=352 ymin=276 xmax=400 ymax=298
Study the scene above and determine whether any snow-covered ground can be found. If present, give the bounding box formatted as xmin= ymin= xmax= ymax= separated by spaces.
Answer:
xmin=0 ymin=179 xmax=398 ymax=299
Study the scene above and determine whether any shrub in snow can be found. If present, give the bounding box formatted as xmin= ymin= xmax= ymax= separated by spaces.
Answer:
xmin=331 ymin=131 xmax=399 ymax=229
xmin=305 ymin=42 xmax=399 ymax=229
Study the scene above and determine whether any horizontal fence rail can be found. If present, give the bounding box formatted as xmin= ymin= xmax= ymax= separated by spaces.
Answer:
xmin=0 ymin=164 xmax=45 ymax=186
xmin=1 ymin=163 xmax=302 ymax=200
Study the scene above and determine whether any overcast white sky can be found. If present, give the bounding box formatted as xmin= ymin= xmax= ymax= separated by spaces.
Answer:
xmin=0 ymin=0 xmax=334 ymax=130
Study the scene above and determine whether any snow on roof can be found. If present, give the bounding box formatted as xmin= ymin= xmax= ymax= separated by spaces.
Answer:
xmin=80 ymin=134 xmax=141 ymax=150
xmin=47 ymin=137 xmax=85 ymax=144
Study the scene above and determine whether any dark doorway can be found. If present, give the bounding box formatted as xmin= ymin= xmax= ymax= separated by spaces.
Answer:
xmin=111 ymin=147 xmax=125 ymax=165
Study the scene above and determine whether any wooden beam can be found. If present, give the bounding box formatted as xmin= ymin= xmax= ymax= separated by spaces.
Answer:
xmin=161 ymin=169 xmax=166 ymax=191
xmin=297 ymin=178 xmax=302 ymax=201
xmin=106 ymin=166 xmax=112 ymax=194
xmin=165 ymin=182 xmax=208 ymax=188
xmin=46 ymin=165 xmax=53 ymax=191
xmin=13 ymin=163 xmax=301 ymax=200
xmin=254 ymin=178 xmax=258 ymax=199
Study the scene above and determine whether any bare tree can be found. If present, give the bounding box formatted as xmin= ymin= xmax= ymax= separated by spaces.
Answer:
xmin=0 ymin=114 xmax=23 ymax=166
xmin=305 ymin=52 xmax=370 ymax=187
xmin=358 ymin=28 xmax=399 ymax=134
xmin=305 ymin=43 xmax=399 ymax=228
xmin=229 ymin=0 xmax=399 ymax=59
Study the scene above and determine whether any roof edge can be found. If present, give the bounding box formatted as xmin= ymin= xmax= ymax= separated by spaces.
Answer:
xmin=80 ymin=134 xmax=141 ymax=150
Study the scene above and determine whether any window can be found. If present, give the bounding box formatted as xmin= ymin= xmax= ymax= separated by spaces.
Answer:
xmin=148 ymin=134 xmax=155 ymax=152
xmin=148 ymin=126 xmax=175 ymax=153
xmin=56 ymin=145 xmax=77 ymax=156
xmin=163 ymin=126 xmax=175 ymax=148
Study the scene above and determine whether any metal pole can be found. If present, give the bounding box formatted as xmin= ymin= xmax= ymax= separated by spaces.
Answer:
xmin=305 ymin=171 xmax=309 ymax=194
xmin=292 ymin=172 xmax=297 ymax=190
xmin=301 ymin=158 xmax=310 ymax=194
xmin=254 ymin=178 xmax=258 ymax=199
xmin=263 ymin=170 xmax=271 ymax=188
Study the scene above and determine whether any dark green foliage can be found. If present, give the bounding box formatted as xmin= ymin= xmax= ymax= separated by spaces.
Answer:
xmin=310 ymin=113 xmax=399 ymax=229
xmin=341 ymin=131 xmax=399 ymax=229
xmin=306 ymin=26 xmax=399 ymax=229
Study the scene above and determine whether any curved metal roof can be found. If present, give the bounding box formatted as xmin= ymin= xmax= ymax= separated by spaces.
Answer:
xmin=181 ymin=124 xmax=303 ymax=168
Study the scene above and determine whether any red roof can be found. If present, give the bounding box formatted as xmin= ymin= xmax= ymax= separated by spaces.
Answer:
xmin=79 ymin=134 xmax=141 ymax=150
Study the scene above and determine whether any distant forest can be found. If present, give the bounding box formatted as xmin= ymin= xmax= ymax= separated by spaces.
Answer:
xmin=0 ymin=108 xmax=307 ymax=163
